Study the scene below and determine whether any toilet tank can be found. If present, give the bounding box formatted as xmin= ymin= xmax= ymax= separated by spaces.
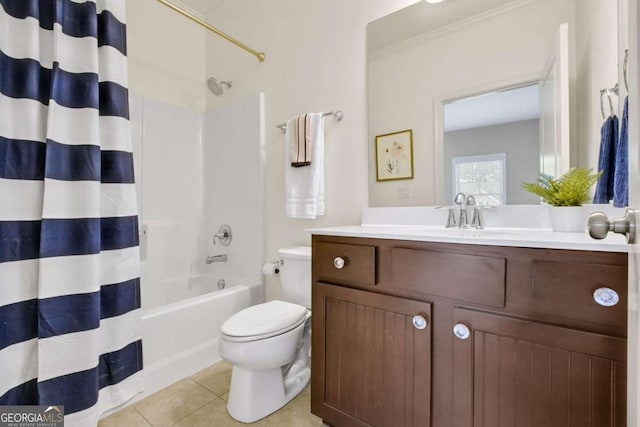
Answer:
xmin=277 ymin=246 xmax=311 ymax=308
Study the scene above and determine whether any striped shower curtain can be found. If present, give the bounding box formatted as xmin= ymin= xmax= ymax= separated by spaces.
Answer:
xmin=0 ymin=1 xmax=143 ymax=425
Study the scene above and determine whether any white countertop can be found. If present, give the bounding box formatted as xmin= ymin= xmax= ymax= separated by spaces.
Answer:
xmin=307 ymin=206 xmax=631 ymax=252
xmin=307 ymin=225 xmax=629 ymax=253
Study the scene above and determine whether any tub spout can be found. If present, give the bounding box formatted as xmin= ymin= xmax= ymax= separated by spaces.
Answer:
xmin=207 ymin=254 xmax=228 ymax=264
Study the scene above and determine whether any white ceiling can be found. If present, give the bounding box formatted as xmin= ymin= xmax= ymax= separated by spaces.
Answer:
xmin=443 ymin=84 xmax=540 ymax=132
xmin=368 ymin=0 xmax=525 ymax=53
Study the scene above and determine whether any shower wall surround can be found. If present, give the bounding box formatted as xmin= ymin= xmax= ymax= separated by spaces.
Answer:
xmin=129 ymin=93 xmax=204 ymax=310
xmin=129 ymin=92 xmax=265 ymax=309
xmin=202 ymin=93 xmax=266 ymax=290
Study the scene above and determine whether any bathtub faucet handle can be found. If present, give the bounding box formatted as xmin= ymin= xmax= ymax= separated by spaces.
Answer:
xmin=213 ymin=224 xmax=233 ymax=246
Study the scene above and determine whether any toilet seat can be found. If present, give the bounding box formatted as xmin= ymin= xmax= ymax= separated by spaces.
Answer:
xmin=221 ymin=300 xmax=308 ymax=343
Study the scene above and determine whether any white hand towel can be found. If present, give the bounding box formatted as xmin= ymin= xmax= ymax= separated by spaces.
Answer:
xmin=285 ymin=113 xmax=325 ymax=218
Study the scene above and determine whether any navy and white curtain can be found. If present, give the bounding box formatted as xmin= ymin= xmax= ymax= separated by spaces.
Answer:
xmin=0 ymin=1 xmax=143 ymax=425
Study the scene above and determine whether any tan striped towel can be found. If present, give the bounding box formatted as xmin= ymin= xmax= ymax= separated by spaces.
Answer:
xmin=289 ymin=114 xmax=313 ymax=167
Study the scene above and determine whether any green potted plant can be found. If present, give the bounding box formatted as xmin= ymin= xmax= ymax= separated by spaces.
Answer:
xmin=521 ymin=167 xmax=601 ymax=232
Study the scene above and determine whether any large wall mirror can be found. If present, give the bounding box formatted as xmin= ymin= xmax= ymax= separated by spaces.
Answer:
xmin=367 ymin=0 xmax=621 ymax=207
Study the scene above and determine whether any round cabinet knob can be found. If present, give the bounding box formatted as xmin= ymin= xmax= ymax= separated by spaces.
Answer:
xmin=453 ymin=323 xmax=471 ymax=340
xmin=333 ymin=256 xmax=347 ymax=269
xmin=412 ymin=315 xmax=428 ymax=330
xmin=593 ymin=287 xmax=620 ymax=307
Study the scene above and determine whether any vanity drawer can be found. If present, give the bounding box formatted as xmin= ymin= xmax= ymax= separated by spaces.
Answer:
xmin=391 ymin=247 xmax=506 ymax=307
xmin=532 ymin=260 xmax=627 ymax=327
xmin=314 ymin=242 xmax=376 ymax=286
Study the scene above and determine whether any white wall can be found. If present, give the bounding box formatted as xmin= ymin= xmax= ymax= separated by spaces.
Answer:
xmin=202 ymin=0 xmax=417 ymax=300
xmin=126 ymin=0 xmax=207 ymax=112
xmin=575 ymin=0 xmax=620 ymax=171
xmin=368 ymin=0 xmax=575 ymax=207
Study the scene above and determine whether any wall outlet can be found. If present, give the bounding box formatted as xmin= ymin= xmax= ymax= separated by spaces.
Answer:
xmin=397 ymin=183 xmax=411 ymax=199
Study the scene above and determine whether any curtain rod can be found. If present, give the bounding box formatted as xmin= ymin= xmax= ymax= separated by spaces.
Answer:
xmin=155 ymin=0 xmax=265 ymax=62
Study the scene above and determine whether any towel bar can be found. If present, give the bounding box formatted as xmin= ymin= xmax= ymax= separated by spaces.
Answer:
xmin=600 ymin=84 xmax=619 ymax=119
xmin=277 ymin=111 xmax=343 ymax=133
xmin=624 ymin=48 xmax=629 ymax=92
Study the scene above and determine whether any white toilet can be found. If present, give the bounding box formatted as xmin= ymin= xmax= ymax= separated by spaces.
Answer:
xmin=218 ymin=246 xmax=312 ymax=423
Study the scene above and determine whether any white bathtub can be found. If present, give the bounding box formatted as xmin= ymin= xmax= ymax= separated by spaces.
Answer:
xmin=142 ymin=273 xmax=232 ymax=311
xmin=139 ymin=278 xmax=261 ymax=398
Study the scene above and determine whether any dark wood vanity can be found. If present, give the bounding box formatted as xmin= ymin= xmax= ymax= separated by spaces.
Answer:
xmin=310 ymin=235 xmax=627 ymax=427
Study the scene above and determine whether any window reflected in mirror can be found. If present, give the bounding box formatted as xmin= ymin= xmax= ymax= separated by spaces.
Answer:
xmin=452 ymin=153 xmax=506 ymax=205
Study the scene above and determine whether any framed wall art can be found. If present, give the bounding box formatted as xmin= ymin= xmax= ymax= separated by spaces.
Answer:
xmin=375 ymin=129 xmax=414 ymax=181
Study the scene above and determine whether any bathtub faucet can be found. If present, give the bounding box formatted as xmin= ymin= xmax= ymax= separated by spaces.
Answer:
xmin=207 ymin=254 xmax=228 ymax=264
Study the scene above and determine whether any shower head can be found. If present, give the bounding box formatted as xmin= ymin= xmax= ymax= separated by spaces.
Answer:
xmin=207 ymin=77 xmax=232 ymax=96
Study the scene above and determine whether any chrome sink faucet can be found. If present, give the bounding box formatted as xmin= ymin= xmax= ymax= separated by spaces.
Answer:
xmin=466 ymin=195 xmax=486 ymax=229
xmin=454 ymin=192 xmax=468 ymax=228
xmin=451 ymin=193 xmax=483 ymax=229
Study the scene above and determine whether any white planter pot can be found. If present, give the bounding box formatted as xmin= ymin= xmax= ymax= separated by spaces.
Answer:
xmin=549 ymin=206 xmax=587 ymax=232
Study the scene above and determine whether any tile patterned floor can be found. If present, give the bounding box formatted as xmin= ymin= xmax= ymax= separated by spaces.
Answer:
xmin=98 ymin=361 xmax=325 ymax=427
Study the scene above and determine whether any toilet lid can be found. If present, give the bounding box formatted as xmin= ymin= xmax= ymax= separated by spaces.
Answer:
xmin=277 ymin=246 xmax=311 ymax=260
xmin=221 ymin=300 xmax=308 ymax=339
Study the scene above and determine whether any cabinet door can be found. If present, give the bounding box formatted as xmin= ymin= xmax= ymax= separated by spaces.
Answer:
xmin=452 ymin=308 xmax=626 ymax=427
xmin=311 ymin=282 xmax=432 ymax=427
